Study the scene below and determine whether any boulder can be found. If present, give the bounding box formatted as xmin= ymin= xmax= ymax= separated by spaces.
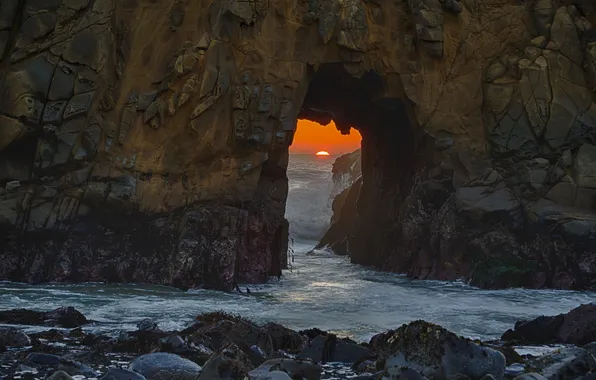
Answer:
xmin=502 ymin=303 xmax=596 ymax=345
xmin=513 ymin=375 xmax=547 ymax=380
xmin=248 ymin=358 xmax=322 ymax=380
xmin=27 ymin=352 xmax=61 ymax=365
xmin=0 ymin=306 xmax=88 ymax=328
xmin=298 ymin=334 xmax=373 ymax=364
xmin=526 ymin=347 xmax=596 ymax=380
xmin=44 ymin=306 xmax=89 ymax=328
xmin=137 ymin=318 xmax=159 ymax=331
xmin=129 ymin=353 xmax=202 ymax=380
xmin=371 ymin=321 xmax=505 ymax=380
xmin=59 ymin=359 xmax=98 ymax=377
xmin=198 ymin=348 xmax=253 ymax=379
xmin=254 ymin=371 xmax=292 ymax=380
xmin=100 ymin=368 xmax=148 ymax=380
xmin=0 ymin=327 xmax=31 ymax=347
xmin=191 ymin=313 xmax=272 ymax=356
xmin=262 ymin=322 xmax=306 ymax=353
xmin=501 ymin=315 xmax=564 ymax=344
xmin=378 ymin=366 xmax=428 ymax=380
xmin=48 ymin=371 xmax=74 ymax=380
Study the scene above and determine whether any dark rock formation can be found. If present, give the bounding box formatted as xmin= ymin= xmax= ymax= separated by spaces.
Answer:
xmin=502 ymin=303 xmax=596 ymax=346
xmin=525 ymin=347 xmax=596 ymax=379
xmin=130 ymin=352 xmax=201 ymax=380
xmin=370 ymin=321 xmax=506 ymax=380
xmin=0 ymin=306 xmax=88 ymax=328
xmin=0 ymin=0 xmax=596 ymax=290
xmin=317 ymin=150 xmax=362 ymax=255
xmin=0 ymin=306 xmax=595 ymax=379
xmin=0 ymin=327 xmax=31 ymax=348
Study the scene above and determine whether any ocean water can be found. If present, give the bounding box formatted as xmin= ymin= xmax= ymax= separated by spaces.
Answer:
xmin=0 ymin=154 xmax=594 ymax=343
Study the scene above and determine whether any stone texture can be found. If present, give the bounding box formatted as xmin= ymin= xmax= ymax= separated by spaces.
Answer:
xmin=0 ymin=0 xmax=594 ymax=291
xmin=370 ymin=321 xmax=505 ymax=380
xmin=129 ymin=353 xmax=201 ymax=380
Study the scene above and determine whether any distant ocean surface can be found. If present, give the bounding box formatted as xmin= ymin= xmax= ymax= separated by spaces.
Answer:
xmin=0 ymin=154 xmax=594 ymax=343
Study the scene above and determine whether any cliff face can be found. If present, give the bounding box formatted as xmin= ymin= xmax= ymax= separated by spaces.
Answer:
xmin=0 ymin=0 xmax=595 ymax=290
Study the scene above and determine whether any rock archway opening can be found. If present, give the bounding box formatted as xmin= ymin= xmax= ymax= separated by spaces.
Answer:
xmin=285 ymin=63 xmax=435 ymax=265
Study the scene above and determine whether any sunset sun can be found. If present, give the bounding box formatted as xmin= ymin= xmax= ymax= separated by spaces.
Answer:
xmin=316 ymin=151 xmax=330 ymax=156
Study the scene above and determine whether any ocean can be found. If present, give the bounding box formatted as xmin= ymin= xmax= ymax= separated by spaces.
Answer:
xmin=0 ymin=154 xmax=594 ymax=343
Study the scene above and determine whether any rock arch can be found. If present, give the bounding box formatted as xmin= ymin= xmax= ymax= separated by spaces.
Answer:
xmin=0 ymin=0 xmax=595 ymax=290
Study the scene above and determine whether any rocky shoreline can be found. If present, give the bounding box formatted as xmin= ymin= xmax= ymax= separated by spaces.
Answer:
xmin=0 ymin=304 xmax=595 ymax=380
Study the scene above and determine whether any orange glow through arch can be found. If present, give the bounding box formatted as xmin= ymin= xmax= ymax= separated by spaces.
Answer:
xmin=290 ymin=120 xmax=362 ymax=155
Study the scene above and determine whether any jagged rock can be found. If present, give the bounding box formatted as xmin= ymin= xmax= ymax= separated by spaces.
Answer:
xmin=298 ymin=334 xmax=372 ymax=364
xmin=526 ymin=347 xmax=596 ymax=380
xmin=198 ymin=345 xmax=252 ymax=380
xmin=130 ymin=353 xmax=202 ymax=380
xmin=502 ymin=303 xmax=596 ymax=346
xmin=0 ymin=327 xmax=31 ymax=347
xmin=0 ymin=0 xmax=595 ymax=292
xmin=371 ymin=321 xmax=505 ymax=380
xmin=261 ymin=323 xmax=306 ymax=353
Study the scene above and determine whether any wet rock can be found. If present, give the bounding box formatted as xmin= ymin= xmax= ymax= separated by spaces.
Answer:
xmin=371 ymin=321 xmax=505 ymax=380
xmin=48 ymin=371 xmax=74 ymax=380
xmin=334 ymin=340 xmax=374 ymax=364
xmin=502 ymin=303 xmax=596 ymax=345
xmin=198 ymin=349 xmax=251 ymax=380
xmin=44 ymin=306 xmax=89 ymax=328
xmin=0 ymin=327 xmax=31 ymax=347
xmin=512 ymin=374 xmax=547 ymax=380
xmin=137 ymin=318 xmax=159 ymax=331
xmin=191 ymin=313 xmax=272 ymax=357
xmin=159 ymin=335 xmax=186 ymax=350
xmin=59 ymin=359 xmax=98 ymax=377
xmin=504 ymin=363 xmax=525 ymax=378
xmin=0 ymin=307 xmax=89 ymax=328
xmin=526 ymin=347 xmax=596 ymax=379
xmin=584 ymin=342 xmax=596 ymax=357
xmin=501 ymin=315 xmax=564 ymax=344
xmin=248 ymin=358 xmax=322 ymax=380
xmin=262 ymin=322 xmax=306 ymax=353
xmin=378 ymin=366 xmax=429 ymax=380
xmin=130 ymin=352 xmax=202 ymax=380
xmin=254 ymin=371 xmax=292 ymax=380
xmin=100 ymin=368 xmax=148 ymax=380
xmin=27 ymin=352 xmax=61 ymax=366
xmin=298 ymin=334 xmax=372 ymax=364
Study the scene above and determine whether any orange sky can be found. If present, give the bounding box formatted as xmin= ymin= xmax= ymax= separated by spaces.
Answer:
xmin=290 ymin=120 xmax=362 ymax=155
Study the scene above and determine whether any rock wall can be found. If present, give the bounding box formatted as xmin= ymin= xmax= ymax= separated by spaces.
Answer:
xmin=0 ymin=0 xmax=595 ymax=289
